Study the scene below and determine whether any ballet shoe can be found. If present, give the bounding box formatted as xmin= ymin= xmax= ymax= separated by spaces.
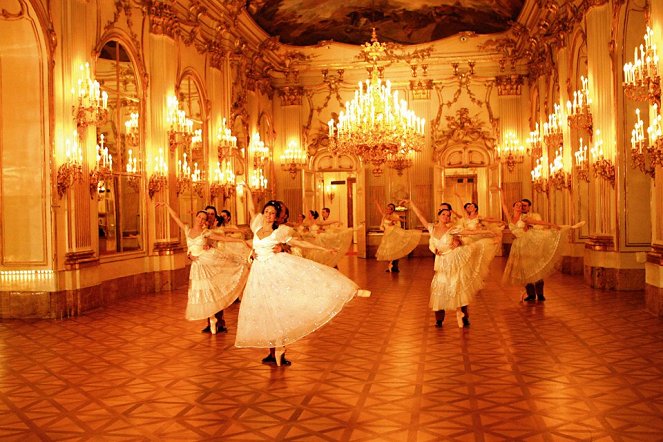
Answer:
xmin=261 ymin=354 xmax=276 ymax=365
xmin=275 ymin=347 xmax=290 ymax=367
xmin=456 ymin=309 xmax=464 ymax=328
xmin=209 ymin=316 xmax=217 ymax=335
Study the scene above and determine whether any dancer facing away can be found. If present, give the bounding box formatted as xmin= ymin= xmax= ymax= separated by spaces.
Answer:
xmin=157 ymin=202 xmax=249 ymax=334
xmin=374 ymin=200 xmax=421 ymax=272
xmin=498 ymin=189 xmax=583 ymax=302
xmin=235 ymin=185 xmax=358 ymax=367
xmin=403 ymin=199 xmax=498 ymax=328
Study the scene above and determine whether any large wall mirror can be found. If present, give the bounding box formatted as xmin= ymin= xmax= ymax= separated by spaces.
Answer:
xmin=231 ymin=114 xmax=249 ymax=225
xmin=177 ymin=73 xmax=206 ymax=226
xmin=95 ymin=40 xmax=142 ymax=254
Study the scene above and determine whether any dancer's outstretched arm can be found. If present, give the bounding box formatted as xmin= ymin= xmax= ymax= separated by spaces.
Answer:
xmin=156 ymin=202 xmax=185 ymax=231
xmin=400 ymin=199 xmax=430 ymax=227
xmin=496 ymin=187 xmax=513 ymax=224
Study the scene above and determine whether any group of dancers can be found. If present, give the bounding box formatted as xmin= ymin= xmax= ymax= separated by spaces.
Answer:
xmin=156 ymin=186 xmax=583 ymax=367
xmin=373 ymin=189 xmax=583 ymax=328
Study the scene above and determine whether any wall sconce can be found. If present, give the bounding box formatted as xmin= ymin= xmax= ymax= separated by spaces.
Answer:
xmin=530 ymin=156 xmax=548 ymax=193
xmin=567 ymin=75 xmax=593 ymax=135
xmin=543 ymin=103 xmax=565 ymax=149
xmin=249 ymin=168 xmax=268 ymax=199
xmin=574 ymin=137 xmax=590 ymax=182
xmin=590 ymin=129 xmax=615 ymax=185
xmin=210 ymin=160 xmax=236 ymax=201
xmin=89 ymin=133 xmax=114 ymax=198
xmin=624 ymin=26 xmax=661 ymax=107
xmin=548 ymin=146 xmax=571 ymax=190
xmin=249 ymin=133 xmax=269 ymax=198
xmin=166 ymin=95 xmax=193 ymax=152
xmin=526 ymin=123 xmax=543 ymax=158
xmin=191 ymin=129 xmax=203 ymax=151
xmin=191 ymin=162 xmax=204 ymax=198
xmin=57 ymin=131 xmax=84 ymax=198
xmin=148 ymin=148 xmax=168 ymax=199
xmin=630 ymin=106 xmax=663 ymax=177
xmin=124 ymin=112 xmax=140 ymax=147
xmin=496 ymin=131 xmax=524 ymax=172
xmin=125 ymin=148 xmax=141 ymax=193
xmin=217 ymin=118 xmax=238 ymax=161
xmin=326 ymin=184 xmax=335 ymax=202
xmin=176 ymin=151 xmax=192 ymax=195
xmin=72 ymin=62 xmax=108 ymax=137
xmin=280 ymin=140 xmax=307 ymax=179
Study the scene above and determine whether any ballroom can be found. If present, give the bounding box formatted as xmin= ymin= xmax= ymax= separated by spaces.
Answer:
xmin=1 ymin=0 xmax=663 ymax=439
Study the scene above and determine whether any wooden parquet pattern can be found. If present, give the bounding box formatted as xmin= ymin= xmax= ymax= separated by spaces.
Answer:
xmin=1 ymin=256 xmax=663 ymax=441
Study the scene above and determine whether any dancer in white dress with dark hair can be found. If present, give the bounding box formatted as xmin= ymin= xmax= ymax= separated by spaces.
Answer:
xmin=235 ymin=186 xmax=358 ymax=366
xmin=498 ymin=189 xmax=584 ymax=301
xmin=374 ymin=200 xmax=421 ymax=273
xmin=402 ymin=199 xmax=497 ymax=328
xmin=157 ymin=202 xmax=249 ymax=334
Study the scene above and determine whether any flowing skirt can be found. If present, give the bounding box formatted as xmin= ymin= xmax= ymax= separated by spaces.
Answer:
xmin=295 ymin=228 xmax=354 ymax=267
xmin=235 ymin=252 xmax=357 ymax=348
xmin=430 ymin=238 xmax=496 ymax=311
xmin=502 ymin=227 xmax=570 ymax=286
xmin=186 ymin=248 xmax=250 ymax=320
xmin=376 ymin=227 xmax=422 ymax=261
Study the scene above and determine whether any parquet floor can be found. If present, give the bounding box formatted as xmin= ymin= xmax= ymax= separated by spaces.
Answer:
xmin=1 ymin=256 xmax=663 ymax=441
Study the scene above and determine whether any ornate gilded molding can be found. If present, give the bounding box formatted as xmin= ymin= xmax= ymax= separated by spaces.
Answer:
xmin=496 ymin=75 xmax=524 ymax=96
xmin=148 ymin=1 xmax=178 ymax=38
xmin=432 ymin=108 xmax=496 ymax=162
xmin=279 ymin=86 xmax=304 ymax=106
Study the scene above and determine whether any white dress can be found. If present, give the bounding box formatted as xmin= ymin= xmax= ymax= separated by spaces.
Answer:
xmin=502 ymin=218 xmax=570 ymax=286
xmin=235 ymin=215 xmax=358 ymax=348
xmin=185 ymin=227 xmax=249 ymax=321
xmin=428 ymin=224 xmax=495 ymax=311
xmin=294 ymin=226 xmax=354 ymax=268
xmin=376 ymin=216 xmax=421 ymax=261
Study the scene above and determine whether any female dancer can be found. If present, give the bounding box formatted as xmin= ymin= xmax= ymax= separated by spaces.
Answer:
xmin=457 ymin=201 xmax=505 ymax=245
xmin=498 ymin=189 xmax=583 ymax=301
xmin=374 ymin=201 xmax=421 ymax=272
xmin=235 ymin=187 xmax=358 ymax=366
xmin=403 ymin=199 xmax=497 ymax=328
xmin=157 ymin=202 xmax=249 ymax=334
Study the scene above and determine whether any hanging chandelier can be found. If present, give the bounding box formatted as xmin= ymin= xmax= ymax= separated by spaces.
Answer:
xmin=328 ymin=29 xmax=425 ymax=176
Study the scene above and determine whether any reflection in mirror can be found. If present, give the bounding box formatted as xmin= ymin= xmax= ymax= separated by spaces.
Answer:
xmin=96 ymin=40 xmax=142 ymax=254
xmin=177 ymin=75 xmax=206 ymax=226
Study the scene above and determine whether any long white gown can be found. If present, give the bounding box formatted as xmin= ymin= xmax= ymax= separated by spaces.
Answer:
xmin=428 ymin=224 xmax=496 ymax=311
xmin=376 ymin=216 xmax=421 ymax=261
xmin=235 ymin=215 xmax=358 ymax=348
xmin=502 ymin=218 xmax=570 ymax=286
xmin=185 ymin=227 xmax=249 ymax=321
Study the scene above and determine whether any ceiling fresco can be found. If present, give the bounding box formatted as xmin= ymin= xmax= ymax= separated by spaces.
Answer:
xmin=245 ymin=0 xmax=526 ymax=46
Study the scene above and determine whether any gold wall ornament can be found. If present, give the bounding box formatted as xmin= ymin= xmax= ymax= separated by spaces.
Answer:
xmin=409 ymin=79 xmax=433 ymax=100
xmin=543 ymin=103 xmax=565 ymax=148
xmin=72 ymin=63 xmax=109 ymax=138
xmin=57 ymin=133 xmax=84 ymax=199
xmin=166 ymin=95 xmax=193 ymax=153
xmin=548 ymin=146 xmax=571 ymax=190
xmin=574 ymin=137 xmax=590 ymax=182
xmin=148 ymin=1 xmax=179 ymax=38
xmin=630 ymin=106 xmax=662 ymax=177
xmin=280 ymin=140 xmax=307 ymax=179
xmin=590 ymin=130 xmax=615 ymax=185
xmin=210 ymin=159 xmax=236 ymax=201
xmin=89 ymin=134 xmax=114 ymax=199
xmin=176 ymin=152 xmax=192 ymax=195
xmin=566 ymin=75 xmax=593 ymax=134
xmin=279 ymin=86 xmax=304 ymax=106
xmin=624 ymin=26 xmax=661 ymax=108
xmin=432 ymin=108 xmax=495 ymax=162
xmin=526 ymin=123 xmax=543 ymax=158
xmin=495 ymin=74 xmax=524 ymax=96
xmin=148 ymin=148 xmax=168 ymax=199
xmin=386 ymin=148 xmax=414 ymax=175
xmin=530 ymin=156 xmax=548 ymax=193
xmin=496 ymin=131 xmax=525 ymax=172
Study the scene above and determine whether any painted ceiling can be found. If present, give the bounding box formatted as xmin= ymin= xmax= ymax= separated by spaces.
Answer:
xmin=245 ymin=0 xmax=526 ymax=46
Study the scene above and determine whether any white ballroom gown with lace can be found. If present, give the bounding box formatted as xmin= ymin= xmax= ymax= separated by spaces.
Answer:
xmin=235 ymin=216 xmax=358 ymax=348
xmin=429 ymin=224 xmax=495 ymax=311
xmin=185 ymin=227 xmax=249 ymax=321
xmin=502 ymin=218 xmax=570 ymax=286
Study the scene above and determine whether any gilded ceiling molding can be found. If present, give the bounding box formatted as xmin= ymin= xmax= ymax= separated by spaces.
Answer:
xmin=102 ymin=3 xmax=147 ymax=87
xmin=431 ymin=108 xmax=496 ymax=162
xmin=279 ymin=86 xmax=304 ymax=106
xmin=148 ymin=1 xmax=178 ymax=38
xmin=1 ymin=0 xmax=26 ymax=19
xmin=207 ymin=43 xmax=227 ymax=70
xmin=495 ymin=75 xmax=524 ymax=96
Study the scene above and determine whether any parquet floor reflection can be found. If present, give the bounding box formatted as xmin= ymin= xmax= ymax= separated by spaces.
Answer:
xmin=2 ymin=256 xmax=663 ymax=441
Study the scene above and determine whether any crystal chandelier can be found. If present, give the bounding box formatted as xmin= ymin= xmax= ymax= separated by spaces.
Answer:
xmin=496 ymin=131 xmax=524 ymax=172
xmin=328 ymin=30 xmax=425 ymax=176
xmin=280 ymin=140 xmax=307 ymax=179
